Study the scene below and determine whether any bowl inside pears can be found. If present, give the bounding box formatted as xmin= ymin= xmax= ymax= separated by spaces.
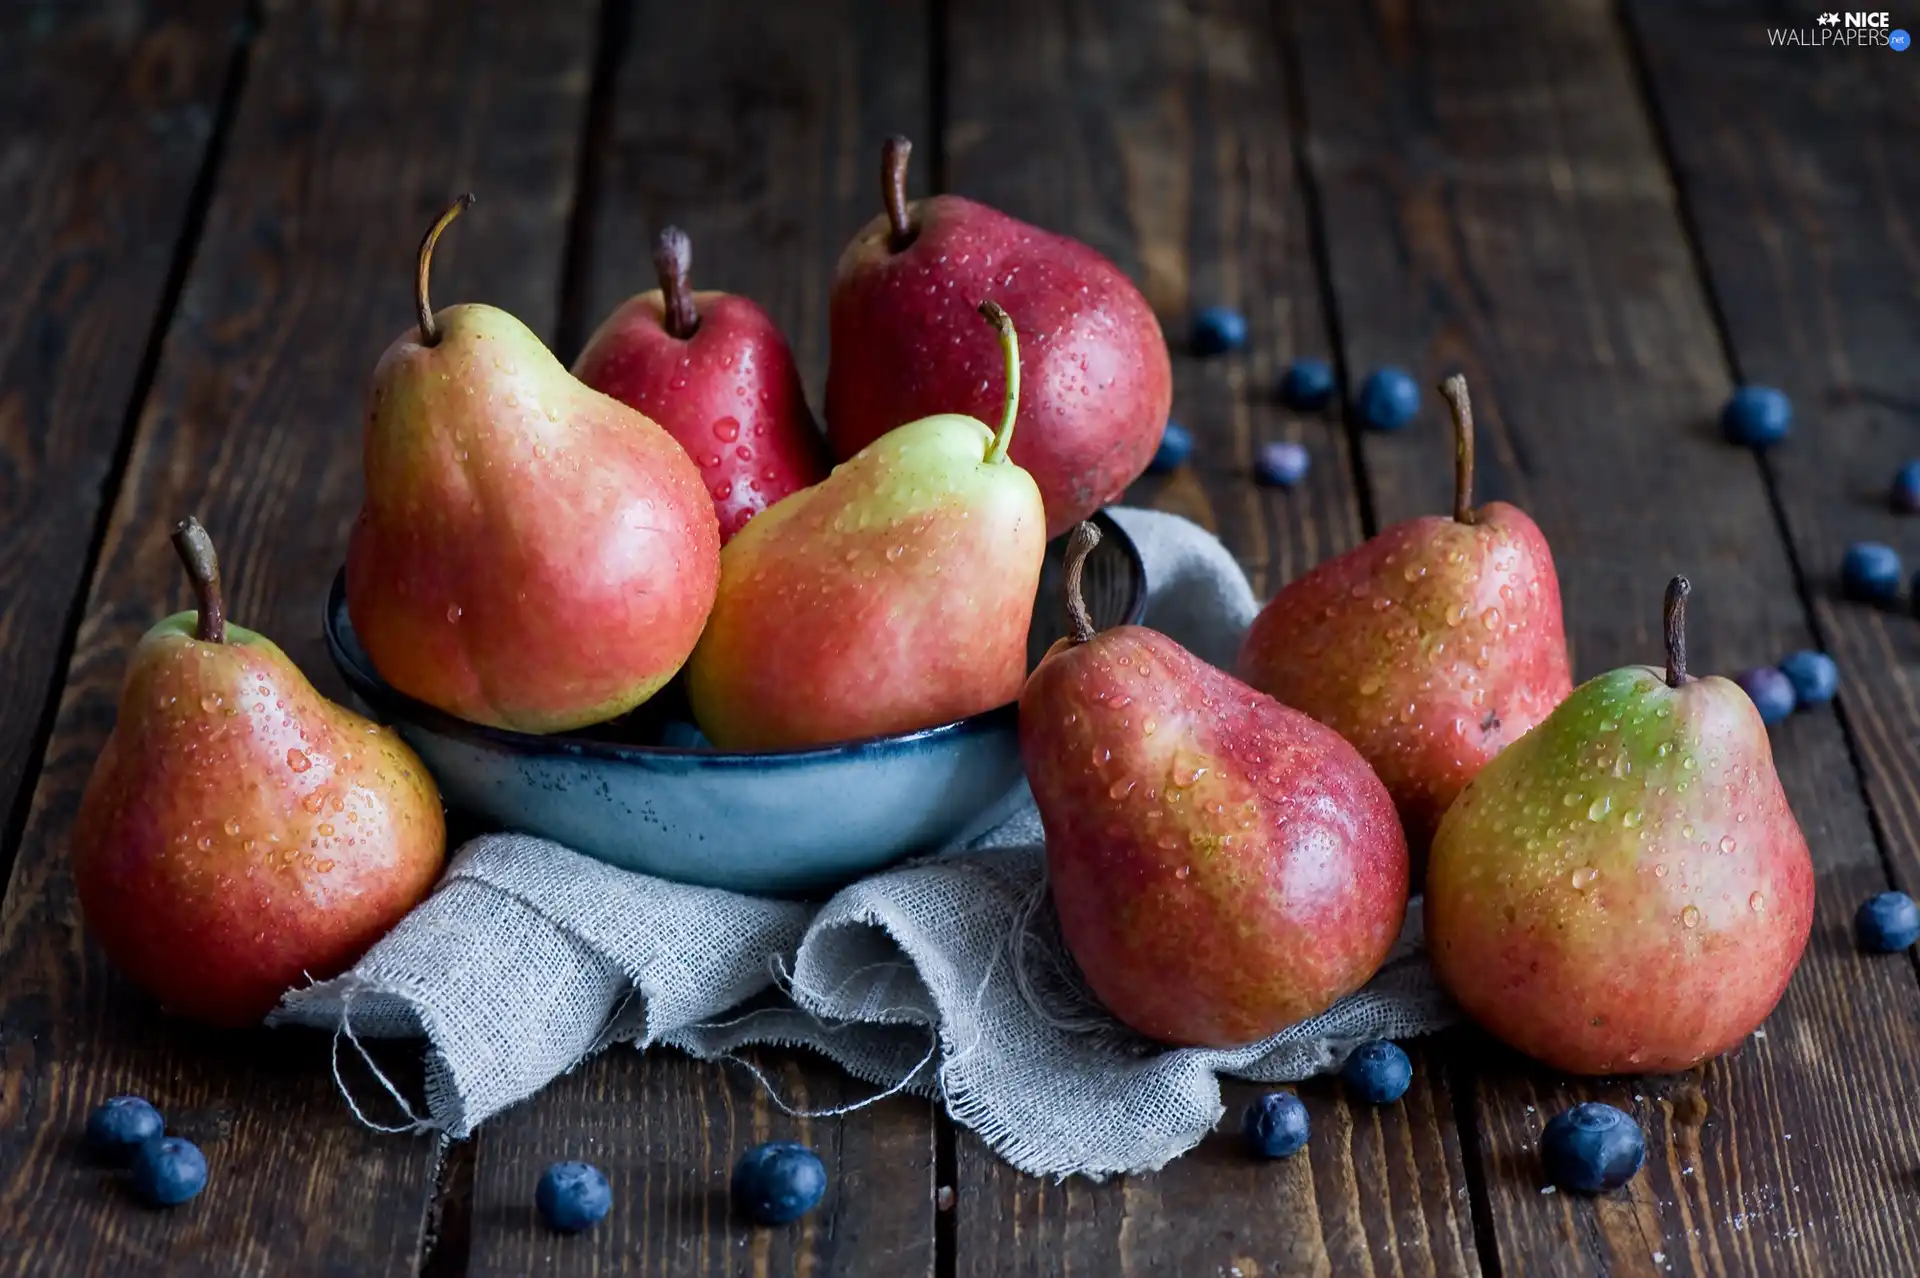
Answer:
xmin=324 ymin=511 xmax=1142 ymax=893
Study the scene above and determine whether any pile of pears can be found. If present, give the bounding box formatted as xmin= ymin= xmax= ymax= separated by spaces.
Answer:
xmin=69 ymin=136 xmax=1814 ymax=1077
xmin=347 ymin=136 xmax=1172 ymax=744
xmin=67 ymin=137 xmax=1175 ymax=1026
xmin=1023 ymin=379 xmax=1812 ymax=1075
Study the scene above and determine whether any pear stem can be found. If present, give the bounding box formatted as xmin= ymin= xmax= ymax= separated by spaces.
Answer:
xmin=171 ymin=517 xmax=225 ymax=645
xmin=882 ymin=135 xmax=915 ymax=251
xmin=416 ymin=193 xmax=475 ymax=347
xmin=653 ymin=225 xmax=700 ymax=339
xmin=1440 ymin=374 xmax=1477 ymax=525
xmin=1064 ymin=521 xmax=1103 ymax=645
xmin=977 ymin=300 xmax=1021 ymax=465
xmin=1664 ymin=575 xmax=1692 ymax=687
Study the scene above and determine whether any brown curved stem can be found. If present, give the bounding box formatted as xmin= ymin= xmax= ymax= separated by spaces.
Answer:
xmin=1440 ymin=374 xmax=1477 ymax=525
xmin=171 ymin=517 xmax=226 ymax=644
xmin=653 ymin=225 xmax=699 ymax=338
xmin=1664 ymin=575 xmax=1691 ymax=687
xmin=882 ymin=135 xmax=915 ymax=251
xmin=1063 ymin=521 xmax=1103 ymax=645
xmin=416 ymin=193 xmax=475 ymax=347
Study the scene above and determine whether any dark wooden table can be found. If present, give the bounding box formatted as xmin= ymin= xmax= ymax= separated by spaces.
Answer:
xmin=4 ymin=1 xmax=1917 ymax=1273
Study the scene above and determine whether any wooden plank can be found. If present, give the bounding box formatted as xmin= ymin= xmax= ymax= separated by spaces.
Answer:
xmin=0 ymin=0 xmax=244 ymax=885
xmin=462 ymin=1 xmax=939 ymax=1274
xmin=0 ymin=1 xmax=601 ymax=1273
xmin=1292 ymin=0 xmax=1920 ymax=1272
xmin=1622 ymin=1 xmax=1920 ymax=886
xmin=944 ymin=2 xmax=1482 ymax=1273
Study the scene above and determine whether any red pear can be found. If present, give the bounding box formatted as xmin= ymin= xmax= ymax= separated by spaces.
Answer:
xmin=1426 ymin=578 xmax=1814 ymax=1073
xmin=347 ymin=197 xmax=720 ymax=732
xmin=72 ymin=519 xmax=446 ymax=1027
xmin=826 ymin=136 xmax=1172 ymax=538
xmin=1238 ymin=376 xmax=1572 ymax=871
xmin=1023 ymin=525 xmax=1409 ymax=1048
xmin=573 ymin=226 xmax=829 ymax=542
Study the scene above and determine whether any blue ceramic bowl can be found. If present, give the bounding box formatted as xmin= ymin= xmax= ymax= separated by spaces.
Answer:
xmin=323 ymin=510 xmax=1144 ymax=896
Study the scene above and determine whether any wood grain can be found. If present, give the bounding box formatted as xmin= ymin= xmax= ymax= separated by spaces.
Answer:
xmin=565 ymin=0 xmax=932 ymax=388
xmin=461 ymin=1 xmax=938 ymax=1274
xmin=0 ymin=1 xmax=600 ymax=1273
xmin=1622 ymin=1 xmax=1920 ymax=888
xmin=1292 ymin=0 xmax=1920 ymax=1271
xmin=944 ymin=1 xmax=1480 ymax=1273
xmin=469 ymin=1047 xmax=935 ymax=1278
xmin=0 ymin=0 xmax=244 ymax=886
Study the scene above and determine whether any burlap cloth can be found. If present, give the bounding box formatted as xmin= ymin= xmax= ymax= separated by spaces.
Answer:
xmin=275 ymin=508 xmax=1456 ymax=1179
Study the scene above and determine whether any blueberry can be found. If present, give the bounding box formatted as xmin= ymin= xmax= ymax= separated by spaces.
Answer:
xmin=1541 ymin=1103 xmax=1645 ymax=1194
xmin=1149 ymin=421 xmax=1193 ymax=473
xmin=1719 ymin=384 xmax=1792 ymax=448
xmin=1777 ymin=651 xmax=1838 ymax=706
xmin=732 ymin=1141 xmax=827 ymax=1225
xmin=1733 ymin=667 xmax=1797 ymax=726
xmin=1855 ymin=891 xmax=1920 ymax=953
xmin=1190 ymin=306 xmax=1248 ymax=356
xmin=1340 ymin=1040 xmax=1412 ymax=1104
xmin=1241 ymin=1091 xmax=1310 ymax=1159
xmin=1254 ymin=441 xmax=1311 ymax=488
xmin=536 ymin=1160 xmax=612 ymax=1232
xmin=1892 ymin=460 xmax=1920 ymax=514
xmin=129 ymin=1136 xmax=208 ymax=1207
xmin=1278 ymin=358 xmax=1336 ymax=410
xmin=1841 ymin=542 xmax=1903 ymax=603
xmin=86 ymin=1096 xmax=164 ymax=1164
xmin=1357 ymin=368 xmax=1419 ymax=432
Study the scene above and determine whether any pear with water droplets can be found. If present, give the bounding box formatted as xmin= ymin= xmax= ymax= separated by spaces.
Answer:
xmin=348 ymin=196 xmax=720 ymax=733
xmin=1021 ymin=525 xmax=1410 ymax=1048
xmin=1238 ymin=377 xmax=1572 ymax=872
xmin=1425 ymin=578 xmax=1814 ymax=1074
xmin=685 ymin=301 xmax=1046 ymax=749
xmin=827 ymin=136 xmax=1171 ymax=538
xmin=71 ymin=519 xmax=447 ymax=1027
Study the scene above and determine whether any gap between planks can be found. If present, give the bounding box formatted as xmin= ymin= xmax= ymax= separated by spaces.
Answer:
xmin=0 ymin=0 xmax=263 ymax=903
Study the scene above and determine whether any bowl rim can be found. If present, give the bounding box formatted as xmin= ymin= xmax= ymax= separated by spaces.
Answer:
xmin=323 ymin=508 xmax=1147 ymax=767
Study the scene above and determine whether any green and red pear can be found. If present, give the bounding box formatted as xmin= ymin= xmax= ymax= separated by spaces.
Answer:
xmin=686 ymin=301 xmax=1046 ymax=750
xmin=72 ymin=519 xmax=446 ymax=1027
xmin=1238 ymin=376 xmax=1572 ymax=870
xmin=1426 ymin=578 xmax=1815 ymax=1074
xmin=348 ymin=196 xmax=720 ymax=733
xmin=1022 ymin=525 xmax=1410 ymax=1048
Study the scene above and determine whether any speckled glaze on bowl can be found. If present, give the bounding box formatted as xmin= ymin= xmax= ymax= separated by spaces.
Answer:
xmin=323 ymin=510 xmax=1144 ymax=896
